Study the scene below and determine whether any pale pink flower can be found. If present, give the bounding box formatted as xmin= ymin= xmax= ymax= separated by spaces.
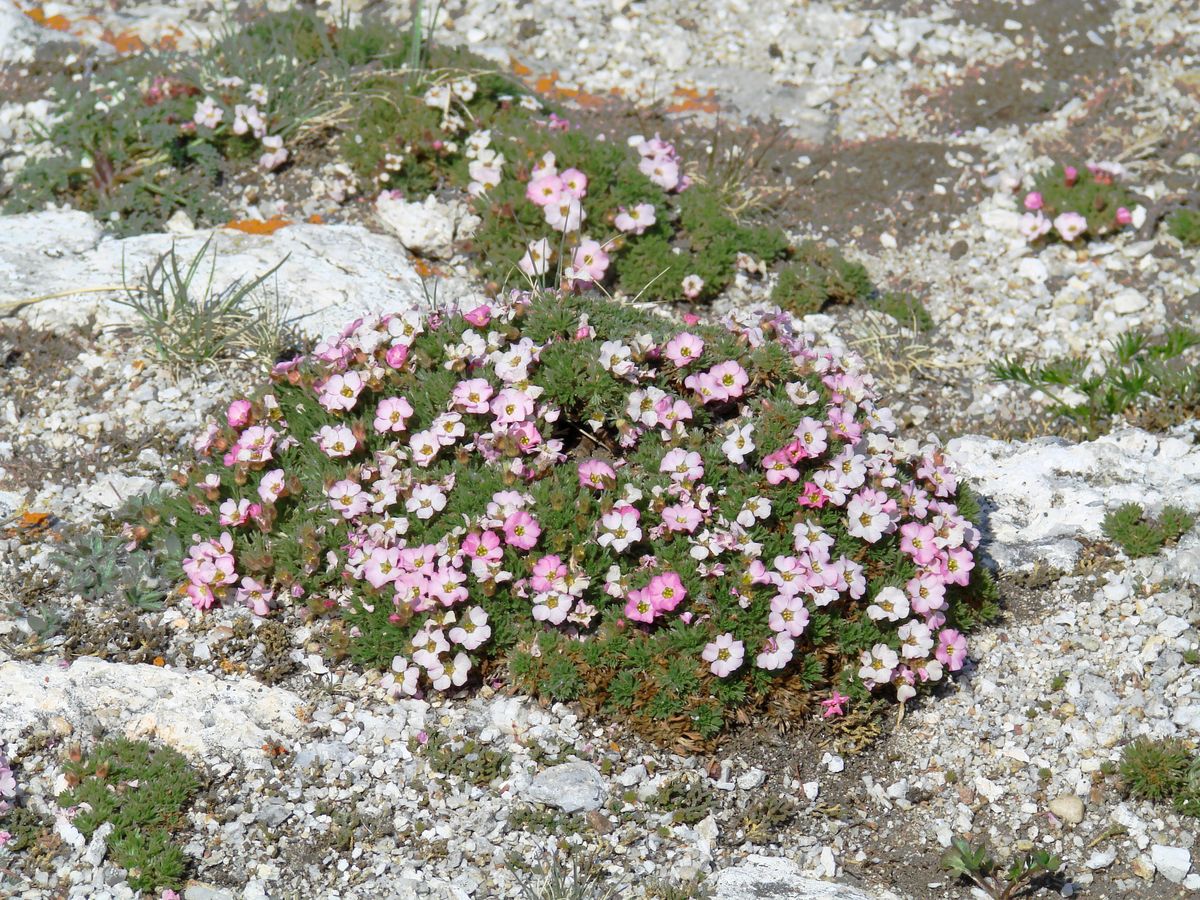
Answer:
xmin=518 ymin=238 xmax=553 ymax=277
xmin=559 ymin=167 xmax=588 ymax=198
xmin=578 ymin=459 xmax=615 ymax=490
xmin=503 ymin=510 xmax=541 ymax=550
xmin=1054 ymin=211 xmax=1088 ymax=242
xmin=681 ymin=274 xmax=704 ymax=299
xmin=570 ymin=239 xmax=609 ymax=283
xmin=452 ymin=379 xmax=493 ymax=414
xmin=664 ymin=332 xmax=704 ymax=367
xmin=320 ymin=372 xmax=365 ymax=411
xmin=328 ymin=480 xmax=368 ymax=519
xmin=526 ymin=173 xmax=564 ymax=207
xmin=702 ymin=633 xmax=745 ymax=677
xmin=375 ymin=396 xmax=414 ymax=433
xmin=317 ymin=424 xmax=357 ymax=458
xmin=226 ymin=399 xmax=252 ymax=428
xmin=235 ymin=576 xmax=273 ymax=616
xmin=614 ymin=203 xmax=656 ymax=235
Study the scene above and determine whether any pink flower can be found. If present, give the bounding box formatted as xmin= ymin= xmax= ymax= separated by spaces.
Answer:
xmin=545 ymin=196 xmax=585 ymax=232
xmin=664 ymin=332 xmax=704 ymax=367
xmin=709 ymin=361 xmax=748 ymax=399
xmin=702 ymin=633 xmax=745 ymax=677
xmin=769 ymin=594 xmax=810 ymax=637
xmin=491 ymin=388 xmax=534 ymax=424
xmin=646 ymin=571 xmax=686 ymax=613
xmin=624 ymin=588 xmax=656 ymax=623
xmin=375 ymin=396 xmax=414 ymax=433
xmin=560 ymin=167 xmax=588 ymax=198
xmin=570 ymin=239 xmax=610 ymax=283
xmin=385 ymin=344 xmax=410 ymax=369
xmin=681 ymin=274 xmax=704 ymax=299
xmin=1115 ymin=206 xmax=1133 ymax=226
xmin=662 ymin=502 xmax=702 ymax=533
xmin=798 ymin=482 xmax=828 ymax=509
xmin=935 ymin=628 xmax=967 ymax=671
xmin=187 ymin=583 xmax=217 ymax=610
xmin=317 ymin=424 xmax=357 ymax=457
xmin=763 ymin=449 xmax=799 ymax=485
xmin=161 ymin=891 xmax=182 ymax=900
xmin=449 ymin=606 xmax=491 ymax=650
xmin=235 ymin=576 xmax=273 ymax=616
xmin=684 ymin=371 xmax=724 ymax=404
xmin=503 ymin=510 xmax=541 ymax=550
xmin=183 ymin=533 xmax=236 ymax=587
xmin=328 ymin=480 xmax=368 ymax=518
xmin=452 ymin=379 xmax=494 ymax=414
xmin=364 ymin=546 xmax=401 ymax=588
xmin=526 ymin=173 xmax=564 ymax=207
xmin=821 ymin=691 xmax=849 ymax=718
xmin=900 ymin=522 xmax=938 ymax=566
xmin=1063 ymin=165 xmax=1078 ymax=186
xmin=532 ymin=555 xmax=566 ymax=592
xmin=319 ymin=371 xmax=365 ymax=412
xmin=1023 ymin=191 xmax=1044 ymax=211
xmin=463 ymin=305 xmax=492 ymax=327
xmin=614 ymin=203 xmax=656 ymax=235
xmin=234 ymin=425 xmax=276 ymax=464
xmin=1019 ymin=212 xmax=1052 ymax=241
xmin=1053 ymin=211 xmax=1088 ymax=242
xmin=578 ymin=459 xmax=615 ymax=490
xmin=226 ymin=399 xmax=252 ymax=428
xmin=660 ymin=447 xmax=704 ymax=482
xmin=463 ymin=530 xmax=503 ymax=564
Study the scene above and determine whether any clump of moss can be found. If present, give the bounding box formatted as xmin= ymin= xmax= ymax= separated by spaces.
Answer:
xmin=1102 ymin=502 xmax=1194 ymax=558
xmin=770 ymin=240 xmax=873 ymax=316
xmin=1119 ymin=736 xmax=1200 ymax=817
xmin=421 ymin=733 xmax=511 ymax=786
xmin=1167 ymin=208 xmax=1200 ymax=246
xmin=58 ymin=738 xmax=201 ymax=893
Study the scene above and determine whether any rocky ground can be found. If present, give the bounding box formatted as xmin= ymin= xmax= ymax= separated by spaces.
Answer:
xmin=1 ymin=0 xmax=1199 ymax=898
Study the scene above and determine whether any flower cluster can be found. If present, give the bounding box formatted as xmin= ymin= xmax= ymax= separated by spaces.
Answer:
xmin=1020 ymin=161 xmax=1135 ymax=244
xmin=191 ymin=77 xmax=288 ymax=171
xmin=138 ymin=292 xmax=994 ymax=737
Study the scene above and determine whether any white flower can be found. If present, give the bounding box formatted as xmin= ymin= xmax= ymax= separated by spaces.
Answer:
xmin=597 ymin=508 xmax=641 ymax=553
xmin=599 ymin=341 xmax=635 ymax=377
xmin=858 ymin=644 xmax=898 ymax=686
xmin=193 ymin=96 xmax=223 ymax=129
xmin=866 ymin=586 xmax=909 ymax=622
xmin=722 ymin=422 xmax=755 ymax=464
xmin=406 ymin=484 xmax=447 ymax=520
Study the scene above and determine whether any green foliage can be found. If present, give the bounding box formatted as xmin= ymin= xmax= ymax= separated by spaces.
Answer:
xmin=48 ymin=530 xmax=168 ymax=610
xmin=991 ymin=326 xmax=1200 ymax=436
xmin=868 ymin=291 xmax=934 ymax=332
xmin=652 ymin=776 xmax=714 ymax=825
xmin=942 ymin=836 xmax=1063 ymax=900
xmin=116 ymin=238 xmax=294 ymax=370
xmin=135 ymin=291 xmax=990 ymax=742
xmin=770 ymin=240 xmax=874 ymax=316
xmin=1120 ymin=737 xmax=1193 ymax=803
xmin=1102 ymin=503 xmax=1195 ymax=558
xmin=423 ymin=733 xmax=511 ymax=786
xmin=739 ymin=794 xmax=797 ymax=842
xmin=58 ymin=738 xmax=200 ymax=892
xmin=1168 ymin=208 xmax=1200 ymax=246
xmin=1030 ymin=163 xmax=1135 ymax=241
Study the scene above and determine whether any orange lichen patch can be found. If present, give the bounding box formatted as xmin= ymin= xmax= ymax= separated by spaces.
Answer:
xmin=667 ymin=86 xmax=720 ymax=114
xmin=3 ymin=510 xmax=58 ymax=542
xmin=153 ymin=656 xmax=166 ymax=667
xmin=510 ymin=58 xmax=533 ymax=77
xmin=23 ymin=5 xmax=71 ymax=31
xmin=530 ymin=70 xmax=612 ymax=110
xmin=101 ymin=28 xmax=146 ymax=55
xmin=412 ymin=258 xmax=441 ymax=278
xmin=224 ymin=216 xmax=292 ymax=235
xmin=306 ymin=213 xmax=324 ymax=224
